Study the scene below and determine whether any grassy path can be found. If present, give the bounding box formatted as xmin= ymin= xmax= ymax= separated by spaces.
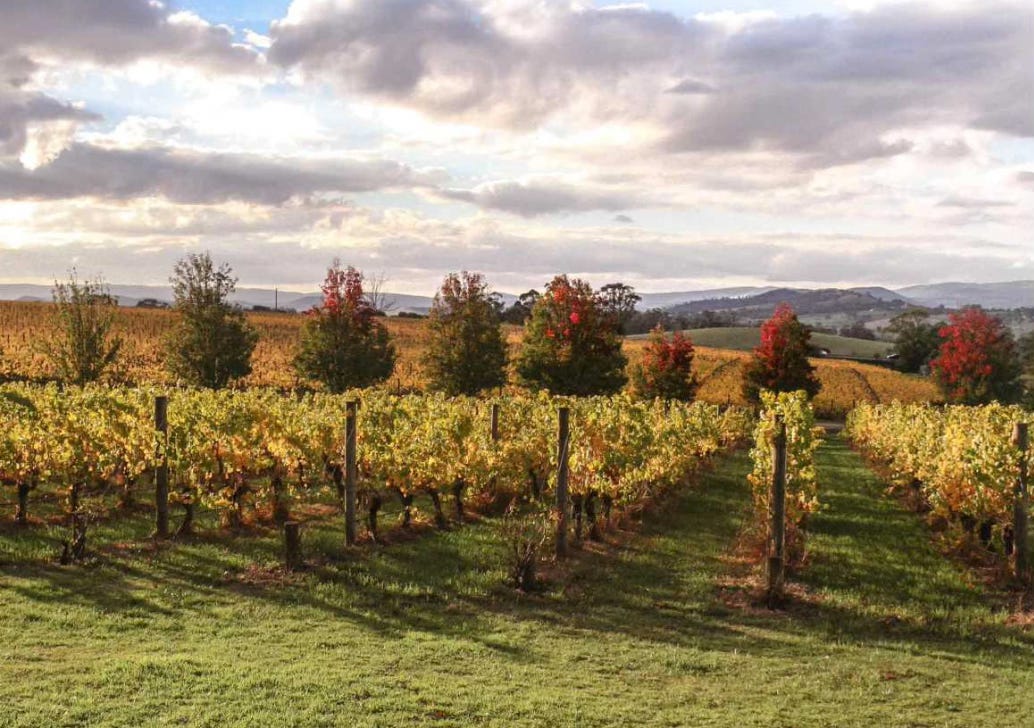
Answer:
xmin=1 ymin=443 xmax=1033 ymax=726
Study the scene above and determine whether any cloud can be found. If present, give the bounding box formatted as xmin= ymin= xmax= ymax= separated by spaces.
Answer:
xmin=0 ymin=2 xmax=258 ymax=73
xmin=270 ymin=0 xmax=1032 ymax=167
xmin=437 ymin=178 xmax=648 ymax=216
xmin=0 ymin=143 xmax=439 ymax=204
xmin=0 ymin=1 xmax=262 ymax=162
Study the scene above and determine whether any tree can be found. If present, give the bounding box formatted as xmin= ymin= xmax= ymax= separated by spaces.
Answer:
xmin=501 ymin=289 xmax=540 ymax=324
xmin=423 ymin=271 xmax=508 ymax=395
xmin=887 ymin=309 xmax=941 ymax=372
xmin=929 ymin=307 xmax=1022 ymax=404
xmin=632 ymin=326 xmax=698 ymax=401
xmin=598 ymin=282 xmax=641 ymax=334
xmin=742 ymin=303 xmax=820 ymax=404
xmin=294 ymin=261 xmax=397 ymax=392
xmin=516 ymin=275 xmax=627 ymax=395
xmin=838 ymin=321 xmax=876 ymax=341
xmin=166 ymin=253 xmax=257 ymax=389
xmin=38 ymin=271 xmax=122 ymax=385
xmin=1019 ymin=331 xmax=1034 ymax=406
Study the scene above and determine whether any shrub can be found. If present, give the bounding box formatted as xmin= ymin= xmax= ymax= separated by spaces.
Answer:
xmin=742 ymin=304 xmax=820 ymax=405
xmin=166 ymin=253 xmax=258 ymax=389
xmin=294 ymin=261 xmax=397 ymax=392
xmin=632 ymin=326 xmax=698 ymax=401
xmin=423 ymin=271 xmax=508 ymax=395
xmin=516 ymin=275 xmax=627 ymax=395
xmin=930 ymin=307 xmax=1022 ymax=404
xmin=38 ymin=272 xmax=122 ymax=385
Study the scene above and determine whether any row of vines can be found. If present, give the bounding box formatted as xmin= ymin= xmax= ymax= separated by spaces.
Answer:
xmin=0 ymin=384 xmax=754 ymax=558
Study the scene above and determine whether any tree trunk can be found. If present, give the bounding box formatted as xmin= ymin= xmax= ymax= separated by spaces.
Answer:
xmin=586 ymin=490 xmax=601 ymax=541
xmin=602 ymin=494 xmax=613 ymax=521
xmin=367 ymin=493 xmax=382 ymax=542
xmin=271 ymin=473 xmax=289 ymax=525
xmin=452 ymin=477 xmax=465 ymax=523
xmin=396 ymin=490 xmax=414 ymax=529
xmin=177 ymin=500 xmax=195 ymax=536
xmin=572 ymin=494 xmax=584 ymax=544
xmin=15 ymin=481 xmax=30 ymax=525
xmin=428 ymin=489 xmax=447 ymax=529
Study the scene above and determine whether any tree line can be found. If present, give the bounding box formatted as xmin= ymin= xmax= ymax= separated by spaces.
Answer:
xmin=8 ymin=253 xmax=1033 ymax=408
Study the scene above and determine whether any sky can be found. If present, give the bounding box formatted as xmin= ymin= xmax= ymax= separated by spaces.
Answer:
xmin=0 ymin=0 xmax=1031 ymax=295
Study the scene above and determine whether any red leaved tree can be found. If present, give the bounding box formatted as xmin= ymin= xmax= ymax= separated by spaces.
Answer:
xmin=930 ymin=307 xmax=1022 ymax=404
xmin=742 ymin=303 xmax=820 ymax=405
xmin=294 ymin=260 xmax=397 ymax=392
xmin=515 ymin=275 xmax=627 ymax=395
xmin=632 ymin=326 xmax=698 ymax=401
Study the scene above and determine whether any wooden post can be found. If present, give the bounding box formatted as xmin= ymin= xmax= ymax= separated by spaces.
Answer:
xmin=1013 ymin=422 xmax=1029 ymax=581
xmin=154 ymin=395 xmax=169 ymax=539
xmin=284 ymin=521 xmax=303 ymax=570
xmin=555 ymin=406 xmax=570 ymax=559
xmin=344 ymin=400 xmax=358 ymax=547
xmin=767 ymin=415 xmax=787 ymax=606
xmin=490 ymin=403 xmax=500 ymax=442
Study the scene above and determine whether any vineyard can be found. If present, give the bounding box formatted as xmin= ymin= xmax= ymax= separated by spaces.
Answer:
xmin=0 ymin=301 xmax=940 ymax=417
xmin=0 ymin=383 xmax=752 ymax=562
xmin=846 ymin=402 xmax=1030 ymax=554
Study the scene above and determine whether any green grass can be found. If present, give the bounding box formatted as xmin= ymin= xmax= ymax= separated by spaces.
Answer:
xmin=1 ymin=442 xmax=1031 ymax=726
xmin=635 ymin=327 xmax=892 ymax=358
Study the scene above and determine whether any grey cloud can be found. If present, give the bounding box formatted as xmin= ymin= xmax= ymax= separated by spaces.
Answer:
xmin=0 ymin=1 xmax=258 ymax=73
xmin=0 ymin=143 xmax=436 ymax=204
xmin=270 ymin=1 xmax=1031 ymax=166
xmin=437 ymin=180 xmax=642 ymax=217
xmin=937 ymin=195 xmax=1014 ymax=209
xmin=666 ymin=79 xmax=716 ymax=95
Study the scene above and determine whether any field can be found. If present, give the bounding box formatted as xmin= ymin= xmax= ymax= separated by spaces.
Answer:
xmin=0 ymin=302 xmax=938 ymax=418
xmin=630 ymin=326 xmax=894 ymax=359
xmin=2 ymin=437 xmax=1032 ymax=726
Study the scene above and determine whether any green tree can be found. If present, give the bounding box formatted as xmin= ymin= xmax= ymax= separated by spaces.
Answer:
xmin=166 ymin=253 xmax=257 ymax=389
xmin=38 ymin=271 xmax=122 ymax=385
xmin=742 ymin=303 xmax=820 ymax=405
xmin=598 ymin=282 xmax=641 ymax=334
xmin=423 ymin=271 xmax=508 ymax=395
xmin=295 ymin=261 xmax=396 ymax=392
xmin=516 ymin=275 xmax=627 ymax=395
xmin=887 ymin=309 xmax=941 ymax=373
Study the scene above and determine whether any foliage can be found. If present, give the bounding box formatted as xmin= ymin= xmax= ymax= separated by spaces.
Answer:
xmin=516 ymin=275 xmax=628 ymax=395
xmin=887 ymin=309 xmax=942 ymax=373
xmin=930 ymin=307 xmax=1022 ymax=404
xmin=423 ymin=271 xmax=507 ymax=395
xmin=500 ymin=289 xmax=540 ymax=324
xmin=165 ymin=253 xmax=257 ymax=389
xmin=36 ymin=272 xmax=123 ymax=385
xmin=597 ymin=282 xmax=641 ymax=334
xmin=294 ymin=261 xmax=397 ymax=392
xmin=742 ymin=304 xmax=820 ymax=405
xmin=747 ymin=390 xmax=822 ymax=558
xmin=846 ymin=402 xmax=1028 ymax=539
xmin=631 ymin=326 xmax=698 ymax=401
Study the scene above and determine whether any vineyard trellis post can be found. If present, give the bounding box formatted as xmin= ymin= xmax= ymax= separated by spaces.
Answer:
xmin=556 ymin=406 xmax=570 ymax=559
xmin=768 ymin=415 xmax=787 ymax=606
xmin=154 ymin=395 xmax=169 ymax=539
xmin=345 ymin=400 xmax=358 ymax=547
xmin=491 ymin=403 xmax=500 ymax=442
xmin=284 ymin=521 xmax=303 ymax=570
xmin=1013 ymin=422 xmax=1029 ymax=581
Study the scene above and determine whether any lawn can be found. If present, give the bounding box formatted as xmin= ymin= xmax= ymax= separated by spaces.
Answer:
xmin=0 ymin=440 xmax=1031 ymax=727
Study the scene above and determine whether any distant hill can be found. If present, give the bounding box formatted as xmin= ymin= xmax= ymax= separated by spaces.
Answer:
xmin=668 ymin=287 xmax=909 ymax=318
xmin=896 ymin=281 xmax=1033 ymax=309
xmin=636 ymin=287 xmax=774 ymax=309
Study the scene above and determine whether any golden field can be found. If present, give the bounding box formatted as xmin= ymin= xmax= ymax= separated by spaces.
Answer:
xmin=0 ymin=301 xmax=940 ymax=415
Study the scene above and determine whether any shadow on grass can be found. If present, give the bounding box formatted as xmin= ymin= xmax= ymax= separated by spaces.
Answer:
xmin=3 ymin=443 xmax=1033 ymax=670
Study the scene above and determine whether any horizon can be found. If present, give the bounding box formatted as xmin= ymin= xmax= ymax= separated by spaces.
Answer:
xmin=0 ymin=1 xmax=1031 ymax=294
